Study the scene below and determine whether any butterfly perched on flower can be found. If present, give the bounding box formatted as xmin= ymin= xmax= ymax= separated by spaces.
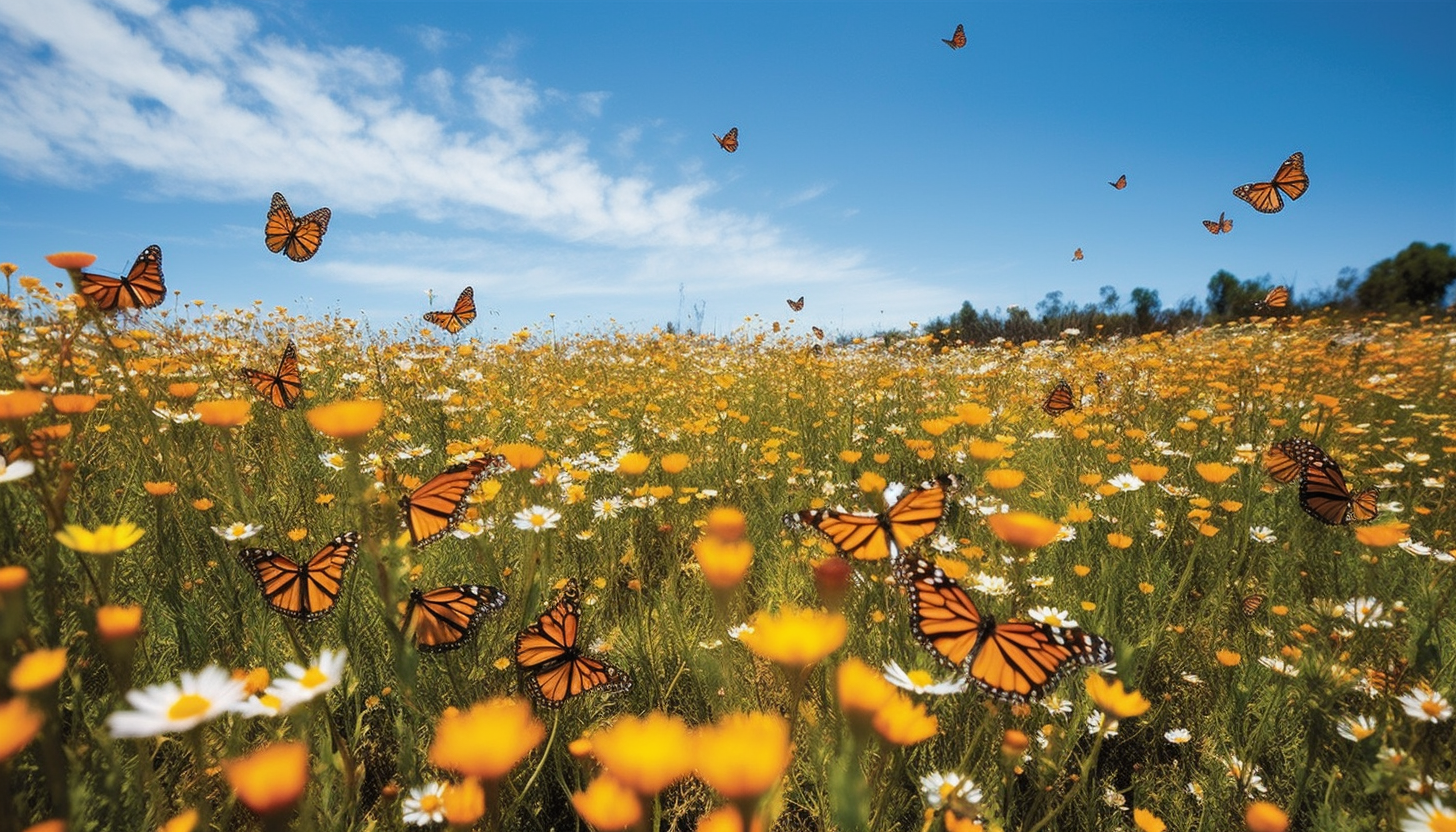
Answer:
xmin=424 ymin=287 xmax=477 ymax=334
xmin=265 ymin=192 xmax=331 ymax=262
xmin=1233 ymin=152 xmax=1308 ymax=214
xmin=787 ymin=296 xmax=805 ymax=312
xmin=1203 ymin=211 xmax=1233 ymax=235
xmin=1254 ymin=285 xmax=1289 ymax=312
xmin=400 ymin=455 xmax=510 ymax=547
xmin=1109 ymin=174 xmax=1127 ymax=190
xmin=942 ymin=23 xmax=967 ymax=49
xmin=240 ymin=340 xmax=303 ymax=409
xmin=404 ymin=584 xmax=507 ymax=652
xmin=787 ymin=475 xmax=958 ymax=562
xmin=1299 ymin=454 xmax=1379 ymax=526
xmin=80 ymin=245 xmax=166 ymax=312
xmin=237 ymin=531 xmax=358 ymax=621
xmin=896 ymin=556 xmax=1113 ymax=702
xmin=713 ymin=127 xmax=739 ymax=153
xmin=515 ymin=579 xmax=632 ymax=708
xmin=1041 ymin=379 xmax=1077 ymax=417
xmin=1072 ymin=248 xmax=1083 ymax=261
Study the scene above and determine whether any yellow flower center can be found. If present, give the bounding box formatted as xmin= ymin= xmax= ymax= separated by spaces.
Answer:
xmin=531 ymin=514 xmax=547 ymax=528
xmin=168 ymin=693 xmax=212 ymax=721
xmin=1430 ymin=810 xmax=1456 ymax=832
xmin=1350 ymin=723 xmax=1374 ymax=740
xmin=229 ymin=524 xmax=247 ymax=536
xmin=259 ymin=694 xmax=283 ymax=711
xmin=418 ymin=794 xmax=444 ymax=814
xmin=939 ymin=783 xmax=957 ymax=802
xmin=1422 ymin=700 xmax=1445 ymax=718
xmin=907 ymin=669 xmax=935 ymax=688
xmin=301 ymin=667 xmax=328 ymax=688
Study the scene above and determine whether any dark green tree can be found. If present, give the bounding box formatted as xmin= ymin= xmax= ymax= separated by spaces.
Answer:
xmin=1355 ymin=242 xmax=1456 ymax=309
xmin=1130 ymin=287 xmax=1160 ymax=330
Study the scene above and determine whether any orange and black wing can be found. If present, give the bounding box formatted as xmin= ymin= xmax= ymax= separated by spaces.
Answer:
xmin=1109 ymin=174 xmax=1127 ymax=190
xmin=80 ymin=245 xmax=166 ymax=312
xmin=404 ymin=584 xmax=506 ymax=652
xmin=514 ymin=579 xmax=631 ymax=708
xmin=1299 ymin=456 xmax=1376 ymax=525
xmin=713 ymin=127 xmax=739 ymax=153
xmin=791 ymin=475 xmax=956 ymax=562
xmin=1203 ymin=212 xmax=1232 ymax=234
xmin=942 ymin=23 xmax=967 ymax=49
xmin=238 ymin=531 xmax=358 ymax=621
xmin=1072 ymin=248 xmax=1083 ymax=261
xmin=240 ymin=340 xmax=303 ymax=409
xmin=787 ymin=296 xmax=805 ymax=312
xmin=1263 ymin=437 xmax=1326 ymax=484
xmin=424 ymin=287 xmax=477 ymax=334
xmin=1241 ymin=593 xmax=1266 ymax=617
xmin=1234 ymin=152 xmax=1307 ymax=214
xmin=885 ymin=475 xmax=958 ymax=552
xmin=812 ymin=326 xmax=825 ymax=340
xmin=265 ymin=192 xmax=331 ymax=262
xmin=1255 ymin=285 xmax=1290 ymax=311
xmin=1041 ymin=380 xmax=1077 ymax=416
xmin=897 ymin=556 xmax=986 ymax=668
xmin=399 ymin=455 xmax=509 ymax=547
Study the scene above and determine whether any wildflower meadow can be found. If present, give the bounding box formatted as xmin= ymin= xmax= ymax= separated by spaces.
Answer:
xmin=2 ymin=259 xmax=1456 ymax=832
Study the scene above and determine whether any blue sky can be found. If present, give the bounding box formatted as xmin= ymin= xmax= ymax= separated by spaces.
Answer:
xmin=1 ymin=1 xmax=1452 ymax=337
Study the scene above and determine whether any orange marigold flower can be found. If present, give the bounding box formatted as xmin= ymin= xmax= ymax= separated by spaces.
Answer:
xmin=836 ymin=657 xmax=897 ymax=721
xmin=497 ymin=442 xmax=546 ymax=471
xmin=0 ymin=390 xmax=47 ymax=420
xmin=9 ymin=647 xmax=67 ymax=692
xmin=921 ymin=418 xmax=954 ymax=436
xmin=1062 ymin=503 xmax=1094 ymax=523
xmin=1354 ymin=523 xmax=1408 ymax=548
xmin=588 ymin=712 xmax=693 ymax=795
xmin=661 ymin=452 xmax=691 ymax=474
xmin=985 ymin=468 xmax=1025 ymax=490
xmin=694 ymin=536 xmax=753 ymax=590
xmin=45 ymin=252 xmax=97 ymax=270
xmin=1195 ymin=462 xmax=1239 ymax=484
xmin=703 ymin=507 xmax=748 ymax=542
xmin=838 ymin=450 xmax=863 ymax=464
xmin=1134 ymin=807 xmax=1167 ymax=832
xmin=1244 ymin=801 xmax=1290 ymax=832
xmin=224 ymin=741 xmax=309 ymax=815
xmin=195 ymin=399 xmax=251 ymax=428
xmin=1085 ymin=674 xmax=1151 ymax=719
xmin=0 ymin=698 xmax=44 ymax=763
xmin=143 ymin=481 xmax=177 ymax=496
xmin=871 ymin=693 xmax=938 ymax=746
xmin=987 ymin=511 xmax=1060 ymax=550
xmin=571 ymin=774 xmax=643 ymax=830
xmin=1001 ymin=728 xmax=1030 ymax=756
xmin=306 ymin=400 xmax=383 ymax=440
xmin=955 ymin=402 xmax=992 ymax=426
xmin=617 ymin=452 xmax=651 ymax=476
xmin=168 ymin=382 xmax=199 ymax=399
xmin=1216 ymin=649 xmax=1242 ymax=667
xmin=693 ymin=712 xmax=791 ymax=800
xmin=857 ymin=471 xmax=887 ymax=494
xmin=967 ymin=439 xmax=1006 ymax=462
xmin=1106 ymin=532 xmax=1133 ymax=550
xmin=429 ymin=698 xmax=545 ymax=780
xmin=50 ymin=394 xmax=98 ymax=415
xmin=96 ymin=605 xmax=143 ymax=641
xmin=1129 ymin=462 xmax=1167 ymax=482
xmin=0 ymin=565 xmax=29 ymax=592
xmin=739 ymin=606 xmax=846 ymax=671
xmin=442 ymin=778 xmax=486 ymax=826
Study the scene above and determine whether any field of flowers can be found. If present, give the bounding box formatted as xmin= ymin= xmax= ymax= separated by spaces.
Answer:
xmin=2 ymin=259 xmax=1455 ymax=832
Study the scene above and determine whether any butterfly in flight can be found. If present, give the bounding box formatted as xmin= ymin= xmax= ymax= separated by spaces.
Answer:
xmin=787 ymin=296 xmax=805 ymax=312
xmin=1203 ymin=211 xmax=1233 ymax=235
xmin=812 ymin=326 xmax=825 ymax=340
xmin=515 ymin=579 xmax=632 ymax=708
xmin=240 ymin=340 xmax=303 ymax=409
xmin=1233 ymin=152 xmax=1308 ymax=214
xmin=80 ymin=245 xmax=166 ymax=312
xmin=404 ymin=584 xmax=507 ymax=652
xmin=1072 ymin=248 xmax=1083 ymax=261
xmin=942 ymin=23 xmax=967 ymax=49
xmin=424 ymin=287 xmax=477 ymax=334
xmin=1262 ymin=437 xmax=1327 ymax=485
xmin=400 ymin=455 xmax=510 ymax=547
xmin=713 ymin=127 xmax=739 ymax=153
xmin=237 ymin=531 xmax=358 ymax=621
xmin=265 ymin=192 xmax=332 ymax=262
xmin=896 ymin=556 xmax=1113 ymax=702
xmin=788 ymin=475 xmax=958 ymax=562
xmin=1041 ymin=379 xmax=1077 ymax=417
xmin=1109 ymin=174 xmax=1127 ymax=190
xmin=1299 ymin=454 xmax=1379 ymax=526
xmin=1254 ymin=285 xmax=1289 ymax=312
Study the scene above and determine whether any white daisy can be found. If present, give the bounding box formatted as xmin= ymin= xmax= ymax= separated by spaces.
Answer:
xmin=402 ymin=782 xmax=448 ymax=826
xmin=318 ymin=451 xmax=347 ymax=471
xmin=1398 ymin=687 xmax=1453 ymax=723
xmin=919 ymin=771 xmax=982 ymax=811
xmin=1344 ymin=596 xmax=1394 ymax=628
xmin=1223 ymin=753 xmax=1268 ymax=794
xmin=1258 ymin=656 xmax=1300 ymax=677
xmin=1165 ymin=728 xmax=1192 ymax=744
xmin=212 ymin=522 xmax=263 ymax=541
xmin=1248 ymin=526 xmax=1278 ymax=544
xmin=1106 ymin=473 xmax=1145 ymax=492
xmin=269 ymin=648 xmax=348 ymax=710
xmin=107 ymin=665 xmax=248 ymax=737
xmin=0 ymin=459 xmax=36 ymax=484
xmin=1026 ymin=606 xmax=1078 ymax=629
xmin=1336 ymin=715 xmax=1377 ymax=742
xmin=512 ymin=505 xmax=562 ymax=533
xmin=970 ymin=573 xmax=1012 ymax=597
xmin=1087 ymin=711 xmax=1118 ymax=737
xmin=882 ymin=661 xmax=968 ymax=696
xmin=1402 ymin=800 xmax=1456 ymax=832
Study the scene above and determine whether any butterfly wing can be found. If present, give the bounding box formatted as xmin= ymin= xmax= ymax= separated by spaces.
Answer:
xmin=515 ymin=580 xmax=631 ymax=708
xmin=714 ymin=127 xmax=739 ymax=152
xmin=1256 ymin=285 xmax=1289 ymax=312
xmin=885 ymin=475 xmax=958 ymax=553
xmin=425 ymin=287 xmax=477 ymax=334
xmin=1263 ymin=438 xmax=1324 ymax=484
xmin=812 ymin=326 xmax=825 ymax=340
xmin=972 ymin=619 xmax=1113 ymax=702
xmin=1041 ymin=380 xmax=1077 ymax=416
xmin=792 ymin=507 xmax=893 ymax=561
xmin=400 ymin=455 xmax=508 ymax=547
xmin=1072 ymin=248 xmax=1083 ymax=261
xmin=943 ymin=23 xmax=966 ymax=48
xmin=1299 ymin=457 xmax=1361 ymax=525
xmin=238 ymin=531 xmax=357 ymax=620
xmin=1241 ymin=593 xmax=1267 ymax=617
xmin=1220 ymin=215 xmax=1234 ymax=233
xmin=241 ymin=340 xmax=302 ymax=409
xmin=1110 ymin=174 xmax=1126 ymax=190
xmin=1271 ymin=152 xmax=1308 ymax=202
xmin=405 ymin=585 xmax=505 ymax=652
xmin=266 ymin=192 xmax=330 ymax=261
xmin=787 ymin=296 xmax=805 ymax=312
xmin=81 ymin=245 xmax=165 ymax=311
xmin=265 ymin=192 xmax=298 ymax=254
xmin=897 ymin=556 xmax=986 ymax=668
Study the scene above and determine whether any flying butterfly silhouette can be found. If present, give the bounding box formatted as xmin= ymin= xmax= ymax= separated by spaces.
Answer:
xmin=1263 ymin=437 xmax=1327 ymax=484
xmin=1255 ymin=285 xmax=1290 ymax=312
xmin=424 ymin=287 xmax=477 ymax=334
xmin=237 ymin=531 xmax=358 ymax=621
xmin=1109 ymin=174 xmax=1127 ymax=190
xmin=515 ymin=579 xmax=632 ymax=708
xmin=80 ymin=245 xmax=166 ymax=312
xmin=1203 ymin=212 xmax=1233 ymax=235
xmin=787 ymin=296 xmax=805 ymax=312
xmin=1233 ymin=152 xmax=1308 ymax=214
xmin=713 ymin=127 xmax=739 ymax=153
xmin=788 ymin=475 xmax=958 ymax=562
xmin=1072 ymin=248 xmax=1083 ymax=261
xmin=1041 ymin=379 xmax=1077 ymax=417
xmin=400 ymin=455 xmax=510 ymax=547
xmin=240 ymin=340 xmax=303 ymax=409
xmin=403 ymin=584 xmax=507 ymax=652
xmin=942 ymin=23 xmax=967 ymax=49
xmin=896 ymin=556 xmax=1113 ymax=702
xmin=812 ymin=326 xmax=825 ymax=340
xmin=265 ymin=192 xmax=331 ymax=262
xmin=1299 ymin=455 xmax=1379 ymax=526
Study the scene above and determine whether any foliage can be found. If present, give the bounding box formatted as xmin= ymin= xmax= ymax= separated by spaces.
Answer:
xmin=1355 ymin=242 xmax=1456 ymax=310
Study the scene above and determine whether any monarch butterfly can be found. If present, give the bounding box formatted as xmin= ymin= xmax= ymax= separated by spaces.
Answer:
xmin=1240 ymin=593 xmax=1267 ymax=617
xmin=80 ymin=245 xmax=166 ymax=311
xmin=1233 ymin=152 xmax=1307 ymax=214
xmin=942 ymin=23 xmax=966 ymax=49
xmin=713 ymin=127 xmax=739 ymax=153
xmin=812 ymin=325 xmax=825 ymax=340
xmin=1255 ymin=285 xmax=1290 ymax=312
xmin=240 ymin=340 xmax=303 ymax=409
xmin=1299 ymin=456 xmax=1379 ymax=526
xmin=238 ymin=531 xmax=358 ymax=621
xmin=1263 ymin=437 xmax=1326 ymax=484
xmin=1072 ymin=248 xmax=1083 ymax=261
xmin=515 ymin=579 xmax=632 ymax=708
xmin=787 ymin=296 xmax=805 ymax=312
xmin=403 ymin=584 xmax=506 ymax=652
xmin=424 ymin=287 xmax=477 ymax=334
xmin=1109 ymin=174 xmax=1126 ymax=190
xmin=896 ymin=556 xmax=1113 ymax=702
xmin=265 ymin=192 xmax=332 ymax=262
xmin=400 ymin=455 xmax=510 ymax=547
xmin=1041 ymin=380 xmax=1077 ymax=417
xmin=1203 ymin=211 xmax=1233 ymax=235
xmin=788 ymin=475 xmax=958 ymax=562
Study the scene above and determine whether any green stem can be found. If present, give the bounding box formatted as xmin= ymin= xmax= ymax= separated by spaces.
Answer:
xmin=1022 ymin=730 xmax=1105 ymax=832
